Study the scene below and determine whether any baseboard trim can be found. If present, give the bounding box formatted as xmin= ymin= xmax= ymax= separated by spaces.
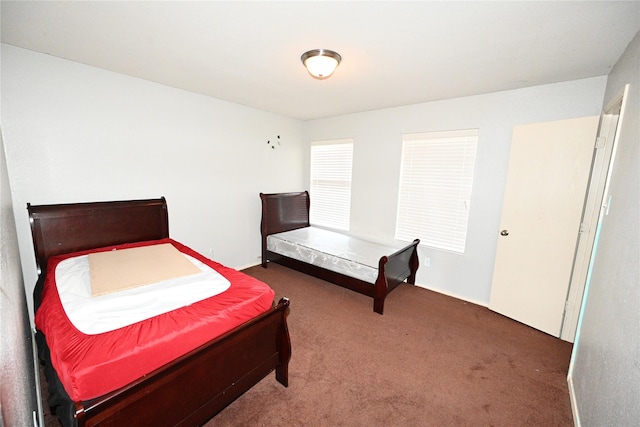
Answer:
xmin=414 ymin=282 xmax=488 ymax=308
xmin=32 ymin=329 xmax=44 ymax=427
xmin=567 ymin=375 xmax=580 ymax=427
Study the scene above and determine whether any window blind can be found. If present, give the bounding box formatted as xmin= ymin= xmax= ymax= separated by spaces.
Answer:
xmin=396 ymin=130 xmax=478 ymax=253
xmin=310 ymin=139 xmax=353 ymax=231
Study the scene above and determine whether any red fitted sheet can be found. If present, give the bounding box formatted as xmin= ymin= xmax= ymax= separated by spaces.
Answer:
xmin=35 ymin=238 xmax=275 ymax=402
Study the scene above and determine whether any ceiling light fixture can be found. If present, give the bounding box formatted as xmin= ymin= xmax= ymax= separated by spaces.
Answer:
xmin=301 ymin=49 xmax=342 ymax=80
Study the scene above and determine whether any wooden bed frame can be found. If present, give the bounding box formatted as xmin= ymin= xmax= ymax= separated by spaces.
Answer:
xmin=260 ymin=191 xmax=419 ymax=315
xmin=28 ymin=197 xmax=291 ymax=427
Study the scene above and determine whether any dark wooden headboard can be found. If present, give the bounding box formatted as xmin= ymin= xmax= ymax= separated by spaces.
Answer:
xmin=27 ymin=197 xmax=169 ymax=275
xmin=260 ymin=191 xmax=310 ymax=237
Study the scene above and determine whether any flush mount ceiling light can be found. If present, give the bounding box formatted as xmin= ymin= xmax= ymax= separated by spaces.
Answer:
xmin=301 ymin=49 xmax=342 ymax=80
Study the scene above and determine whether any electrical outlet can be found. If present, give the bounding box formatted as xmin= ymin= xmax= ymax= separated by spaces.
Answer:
xmin=207 ymin=248 xmax=214 ymax=258
xmin=424 ymin=257 xmax=431 ymax=267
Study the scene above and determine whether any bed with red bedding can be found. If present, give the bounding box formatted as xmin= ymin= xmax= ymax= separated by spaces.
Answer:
xmin=29 ymin=197 xmax=291 ymax=427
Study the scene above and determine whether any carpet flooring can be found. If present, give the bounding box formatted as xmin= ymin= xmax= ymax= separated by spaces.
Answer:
xmin=207 ymin=263 xmax=574 ymax=426
xmin=40 ymin=262 xmax=574 ymax=426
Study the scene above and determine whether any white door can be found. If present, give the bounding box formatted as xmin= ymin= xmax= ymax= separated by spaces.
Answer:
xmin=489 ymin=116 xmax=599 ymax=337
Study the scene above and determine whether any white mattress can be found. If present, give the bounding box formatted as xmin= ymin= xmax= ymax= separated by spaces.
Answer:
xmin=56 ymin=251 xmax=230 ymax=335
xmin=266 ymin=226 xmax=402 ymax=283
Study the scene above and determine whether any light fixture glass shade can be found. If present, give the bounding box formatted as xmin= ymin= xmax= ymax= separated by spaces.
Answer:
xmin=301 ymin=49 xmax=341 ymax=79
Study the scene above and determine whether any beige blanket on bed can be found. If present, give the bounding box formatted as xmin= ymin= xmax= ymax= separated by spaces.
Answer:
xmin=89 ymin=243 xmax=201 ymax=296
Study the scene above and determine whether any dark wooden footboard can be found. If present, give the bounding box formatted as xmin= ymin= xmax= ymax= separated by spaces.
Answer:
xmin=375 ymin=239 xmax=420 ymax=314
xmin=37 ymin=297 xmax=291 ymax=427
xmin=73 ymin=298 xmax=291 ymax=427
xmin=260 ymin=192 xmax=420 ymax=314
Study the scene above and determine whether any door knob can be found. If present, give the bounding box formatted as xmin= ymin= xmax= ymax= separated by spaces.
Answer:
xmin=500 ymin=230 xmax=509 ymax=236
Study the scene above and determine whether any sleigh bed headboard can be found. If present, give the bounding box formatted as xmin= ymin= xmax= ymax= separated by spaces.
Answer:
xmin=260 ymin=191 xmax=310 ymax=237
xmin=27 ymin=197 xmax=169 ymax=275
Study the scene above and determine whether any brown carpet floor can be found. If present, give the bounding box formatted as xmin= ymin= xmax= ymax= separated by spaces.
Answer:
xmin=208 ymin=263 xmax=574 ymax=426
xmin=41 ymin=262 xmax=574 ymax=426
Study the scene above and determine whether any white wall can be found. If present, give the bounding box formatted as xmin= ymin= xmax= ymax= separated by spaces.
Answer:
xmin=568 ymin=32 xmax=640 ymax=425
xmin=0 ymin=43 xmax=611 ymax=315
xmin=304 ymin=77 xmax=607 ymax=305
xmin=1 ymin=45 xmax=306 ymax=320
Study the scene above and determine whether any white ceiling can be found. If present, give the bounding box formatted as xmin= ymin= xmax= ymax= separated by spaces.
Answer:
xmin=2 ymin=1 xmax=639 ymax=121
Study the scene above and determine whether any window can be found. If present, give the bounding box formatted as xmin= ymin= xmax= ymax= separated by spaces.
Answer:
xmin=310 ymin=139 xmax=353 ymax=231
xmin=395 ymin=129 xmax=478 ymax=253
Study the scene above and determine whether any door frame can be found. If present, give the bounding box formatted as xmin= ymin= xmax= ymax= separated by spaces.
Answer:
xmin=560 ymin=85 xmax=629 ymax=341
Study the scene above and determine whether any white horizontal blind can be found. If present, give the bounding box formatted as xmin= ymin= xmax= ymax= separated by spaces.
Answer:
xmin=310 ymin=139 xmax=353 ymax=231
xmin=396 ymin=130 xmax=478 ymax=253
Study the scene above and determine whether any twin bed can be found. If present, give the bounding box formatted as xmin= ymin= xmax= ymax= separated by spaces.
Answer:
xmin=30 ymin=198 xmax=290 ymax=427
xmin=260 ymin=191 xmax=420 ymax=314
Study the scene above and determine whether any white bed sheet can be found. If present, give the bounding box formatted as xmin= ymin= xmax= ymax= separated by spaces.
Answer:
xmin=56 ymin=251 xmax=230 ymax=335
xmin=266 ymin=226 xmax=402 ymax=283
